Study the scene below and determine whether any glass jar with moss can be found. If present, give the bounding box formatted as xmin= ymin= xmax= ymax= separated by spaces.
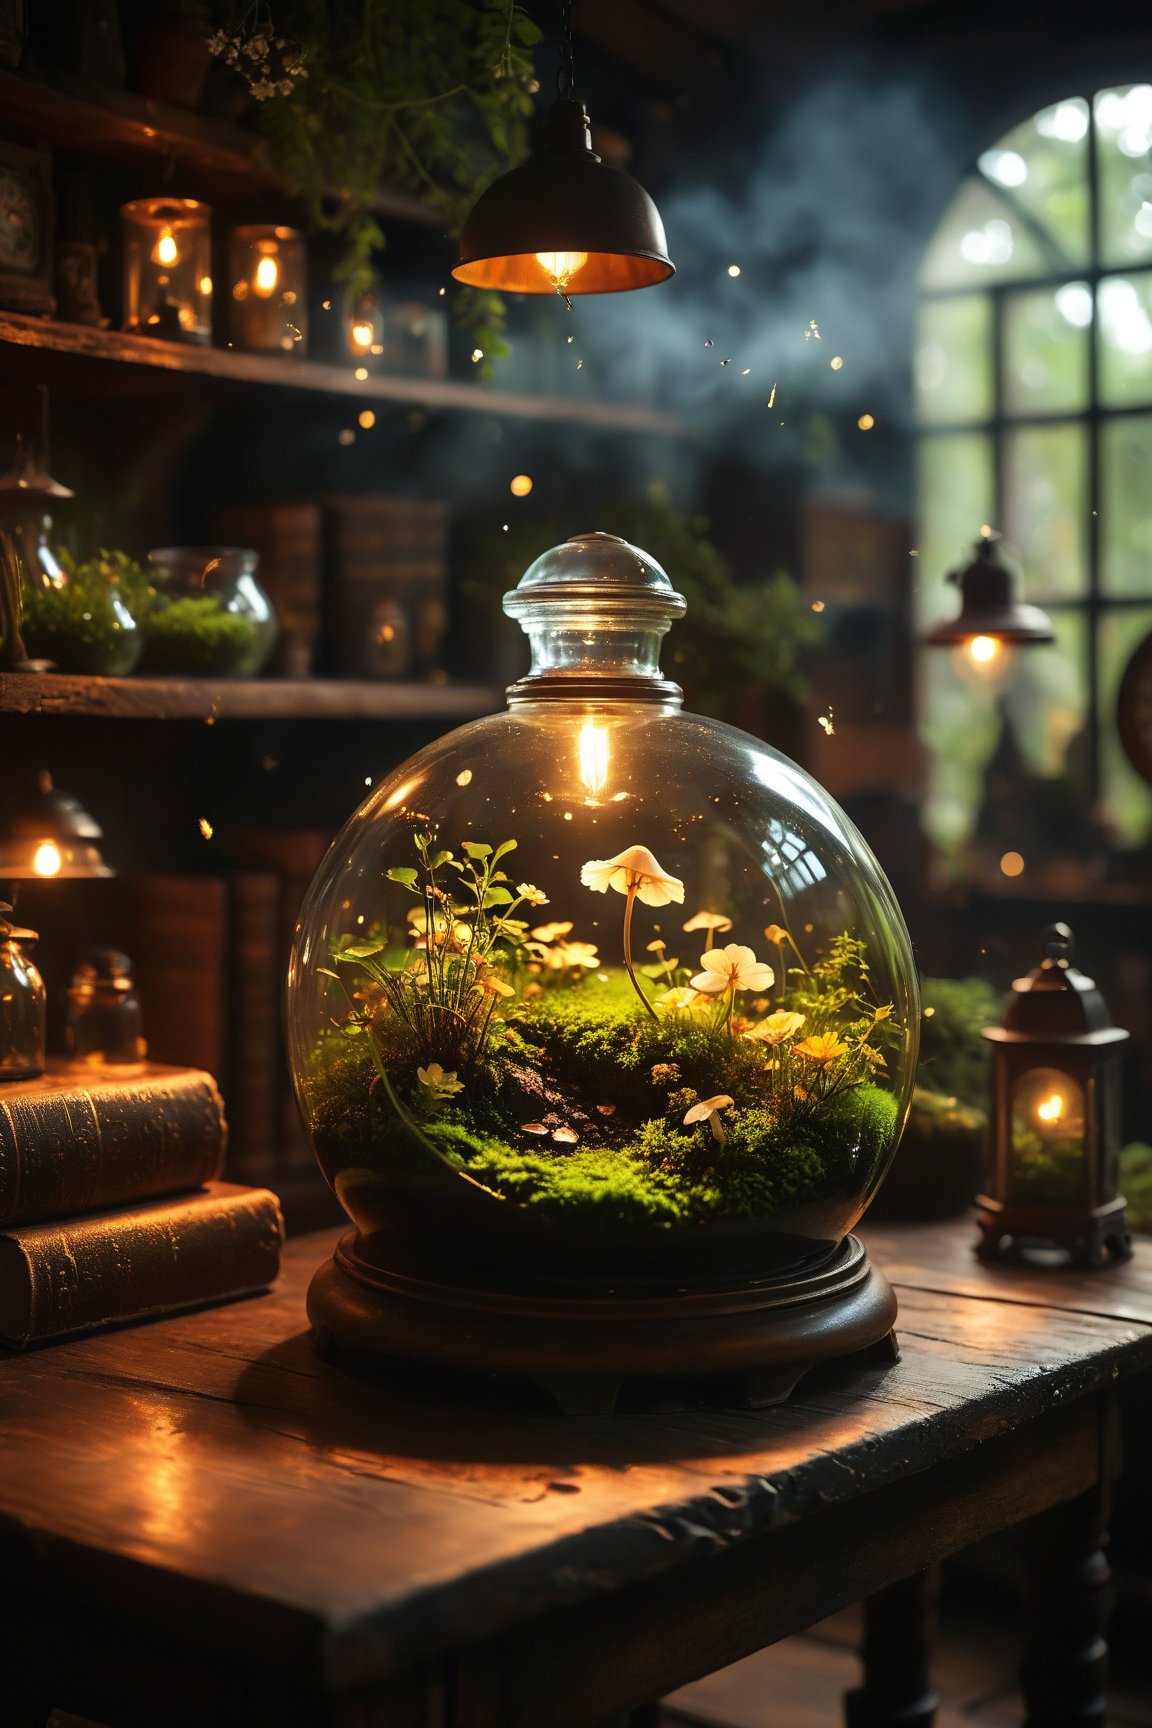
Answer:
xmin=141 ymin=547 xmax=278 ymax=677
xmin=287 ymin=532 xmax=920 ymax=1407
xmin=18 ymin=548 xmax=144 ymax=677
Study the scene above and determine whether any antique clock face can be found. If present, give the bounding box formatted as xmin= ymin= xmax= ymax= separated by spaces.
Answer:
xmin=1117 ymin=629 xmax=1152 ymax=786
xmin=0 ymin=167 xmax=40 ymax=271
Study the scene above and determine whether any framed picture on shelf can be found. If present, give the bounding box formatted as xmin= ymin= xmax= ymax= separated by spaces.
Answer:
xmin=0 ymin=141 xmax=55 ymax=315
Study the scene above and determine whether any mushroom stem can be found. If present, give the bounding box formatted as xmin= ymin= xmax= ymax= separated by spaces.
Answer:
xmin=709 ymin=1113 xmax=727 ymax=1150
xmin=622 ymin=883 xmax=657 ymax=1020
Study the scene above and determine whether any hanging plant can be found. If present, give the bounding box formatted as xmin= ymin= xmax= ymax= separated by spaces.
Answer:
xmin=208 ymin=1 xmax=541 ymax=359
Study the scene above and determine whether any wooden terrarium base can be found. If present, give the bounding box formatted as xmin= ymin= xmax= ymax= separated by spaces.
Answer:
xmin=307 ymin=1230 xmax=899 ymax=1414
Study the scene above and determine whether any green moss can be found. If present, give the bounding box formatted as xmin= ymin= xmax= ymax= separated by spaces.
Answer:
xmin=1120 ymin=1143 xmax=1152 ymax=1234
xmin=139 ymin=595 xmax=260 ymax=676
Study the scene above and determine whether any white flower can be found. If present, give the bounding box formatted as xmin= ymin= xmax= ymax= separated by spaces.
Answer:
xmin=516 ymin=883 xmax=549 ymax=906
xmin=690 ymin=944 xmax=775 ymax=996
xmin=580 ymin=845 xmax=684 ymax=907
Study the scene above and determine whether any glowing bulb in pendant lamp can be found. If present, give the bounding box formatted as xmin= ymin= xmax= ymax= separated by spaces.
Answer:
xmin=924 ymin=533 xmax=1055 ymax=650
xmin=154 ymin=228 xmax=179 ymax=268
xmin=453 ymin=98 xmax=674 ymax=296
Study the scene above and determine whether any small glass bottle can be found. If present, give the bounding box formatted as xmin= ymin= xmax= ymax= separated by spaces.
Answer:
xmin=66 ymin=949 xmax=145 ymax=1066
xmin=0 ymin=904 xmax=47 ymax=1082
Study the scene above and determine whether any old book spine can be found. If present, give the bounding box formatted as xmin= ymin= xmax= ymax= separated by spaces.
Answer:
xmin=225 ymin=874 xmax=282 ymax=1187
xmin=0 ymin=1066 xmax=227 ymax=1227
xmin=0 ymin=1182 xmax=284 ymax=1347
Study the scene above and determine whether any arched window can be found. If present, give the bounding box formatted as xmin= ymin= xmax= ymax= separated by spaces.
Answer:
xmin=915 ymin=86 xmax=1152 ymax=879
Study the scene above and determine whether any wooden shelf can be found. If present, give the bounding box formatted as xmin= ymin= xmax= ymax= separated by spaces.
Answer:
xmin=0 ymin=671 xmax=503 ymax=723
xmin=0 ymin=311 xmax=684 ymax=434
xmin=0 ymin=67 xmax=436 ymax=225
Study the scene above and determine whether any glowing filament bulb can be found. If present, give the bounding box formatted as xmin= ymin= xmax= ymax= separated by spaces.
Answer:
xmin=578 ymin=721 xmax=610 ymax=795
xmin=32 ymin=841 xmax=62 ymax=877
xmin=154 ymin=228 xmax=179 ymax=267
xmin=350 ymin=320 xmax=374 ymax=350
xmin=253 ymin=254 xmax=280 ymax=296
xmin=536 ymin=250 xmax=589 ymax=291
xmin=1036 ymin=1093 xmax=1065 ymax=1124
xmin=967 ymin=635 xmax=1001 ymax=665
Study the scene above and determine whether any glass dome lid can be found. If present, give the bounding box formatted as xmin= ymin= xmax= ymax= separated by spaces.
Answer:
xmin=288 ymin=532 xmax=919 ymax=1395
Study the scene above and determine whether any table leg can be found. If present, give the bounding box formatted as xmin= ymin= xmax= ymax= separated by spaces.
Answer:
xmin=1017 ymin=1482 xmax=1112 ymax=1728
xmin=843 ymin=1569 xmax=938 ymax=1728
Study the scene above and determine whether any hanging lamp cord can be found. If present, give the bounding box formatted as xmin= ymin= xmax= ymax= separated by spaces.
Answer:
xmin=557 ymin=0 xmax=575 ymax=98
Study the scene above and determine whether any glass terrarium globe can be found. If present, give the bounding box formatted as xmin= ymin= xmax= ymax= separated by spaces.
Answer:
xmin=288 ymin=533 xmax=919 ymax=1397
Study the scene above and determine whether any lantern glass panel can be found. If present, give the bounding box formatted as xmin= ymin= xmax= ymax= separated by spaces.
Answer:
xmin=1009 ymin=1065 xmax=1087 ymax=1202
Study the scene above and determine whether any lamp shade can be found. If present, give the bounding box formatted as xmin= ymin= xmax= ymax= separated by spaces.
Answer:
xmin=924 ymin=535 xmax=1055 ymax=647
xmin=0 ymin=773 xmax=113 ymax=880
xmin=452 ymin=97 xmax=674 ymax=295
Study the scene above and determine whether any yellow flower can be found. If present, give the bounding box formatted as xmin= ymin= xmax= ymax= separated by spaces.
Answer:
xmin=763 ymin=923 xmax=790 ymax=946
xmin=872 ymin=1003 xmax=893 ymax=1022
xmin=580 ymin=844 xmax=685 ymax=907
xmin=794 ymin=1033 xmax=849 ymax=1067
xmin=552 ymin=940 xmax=600 ymax=970
xmin=682 ymin=909 xmax=733 ymax=936
xmin=690 ymin=944 xmax=775 ymax=995
xmin=416 ymin=1062 xmax=464 ymax=1098
xmin=744 ymin=1009 xmax=805 ymax=1046
xmin=656 ymin=985 xmax=702 ymax=1012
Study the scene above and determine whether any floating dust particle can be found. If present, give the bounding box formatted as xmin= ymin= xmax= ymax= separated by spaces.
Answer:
xmin=576 ymin=359 xmax=583 ymax=369
xmin=204 ymin=714 xmax=216 ymax=726
xmin=502 ymin=523 xmax=509 ymax=532
xmin=456 ymin=768 xmax=473 ymax=786
xmin=727 ymin=264 xmax=741 ymax=277
xmin=358 ymin=409 xmax=376 ymax=429
xmin=338 ymin=428 xmax=355 ymax=446
xmin=563 ymin=811 xmax=573 ymax=820
xmin=923 ymin=1006 xmax=936 ymax=1019
xmin=910 ymin=548 xmax=919 ymax=557
xmin=371 ymin=344 xmax=383 ymax=355
xmin=830 ymin=355 xmax=843 ymax=369
xmin=438 ymin=286 xmax=446 ymax=296
xmin=720 ymin=357 xmax=731 ymax=366
xmin=561 ymin=291 xmax=574 ymax=312
xmin=288 ymin=325 xmax=303 ymax=343
xmin=857 ymin=413 xmax=875 ymax=431
xmin=817 ymin=708 xmax=835 ymax=736
xmin=809 ymin=318 xmax=821 ymax=339
xmin=471 ymin=348 xmax=484 ymax=363
xmin=354 ymin=366 xmax=368 ymax=381
xmin=262 ymin=754 xmax=278 ymax=770
xmin=767 ymin=383 xmax=777 ymax=408
xmin=980 ymin=523 xmax=992 ymax=537
xmin=567 ymin=334 xmax=574 ymax=344
xmin=811 ymin=600 xmax=825 ymax=613
xmin=741 ymin=367 xmax=750 ymax=375
xmin=198 ymin=817 xmax=214 ymax=839
xmin=322 ymin=299 xmax=332 ymax=311
xmin=704 ymin=338 xmax=714 ymax=348
xmin=510 ymin=474 xmax=533 ymax=497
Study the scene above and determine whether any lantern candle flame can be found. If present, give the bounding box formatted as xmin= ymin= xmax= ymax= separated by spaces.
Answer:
xmin=32 ymin=841 xmax=62 ymax=878
xmin=1036 ymin=1092 xmax=1065 ymax=1125
xmin=577 ymin=721 xmax=610 ymax=795
xmin=154 ymin=228 xmax=179 ymax=268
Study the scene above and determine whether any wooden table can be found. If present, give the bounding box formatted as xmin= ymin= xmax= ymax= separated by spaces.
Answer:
xmin=1 ymin=1220 xmax=1150 ymax=1728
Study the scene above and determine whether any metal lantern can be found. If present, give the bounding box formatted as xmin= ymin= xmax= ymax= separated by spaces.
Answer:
xmin=977 ymin=924 xmax=1131 ymax=1268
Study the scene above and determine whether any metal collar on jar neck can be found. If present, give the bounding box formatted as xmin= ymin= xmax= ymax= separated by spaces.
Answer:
xmin=502 ymin=531 xmax=687 ymax=706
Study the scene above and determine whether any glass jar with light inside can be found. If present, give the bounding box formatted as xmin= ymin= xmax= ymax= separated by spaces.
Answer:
xmin=122 ymin=199 xmax=212 ymax=346
xmin=287 ymin=532 xmax=919 ymax=1408
xmin=229 ymin=225 xmax=307 ymax=356
xmin=978 ymin=923 xmax=1131 ymax=1268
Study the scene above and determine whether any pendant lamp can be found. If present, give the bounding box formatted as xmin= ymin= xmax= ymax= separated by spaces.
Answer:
xmin=452 ymin=0 xmax=674 ymax=297
xmin=924 ymin=534 xmax=1055 ymax=649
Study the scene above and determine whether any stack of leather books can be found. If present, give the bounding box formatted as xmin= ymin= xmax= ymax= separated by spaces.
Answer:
xmin=0 ymin=1063 xmax=284 ymax=1348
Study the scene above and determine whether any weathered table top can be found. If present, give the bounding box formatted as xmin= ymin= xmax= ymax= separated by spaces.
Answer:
xmin=1 ymin=1221 xmax=1150 ymax=1728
